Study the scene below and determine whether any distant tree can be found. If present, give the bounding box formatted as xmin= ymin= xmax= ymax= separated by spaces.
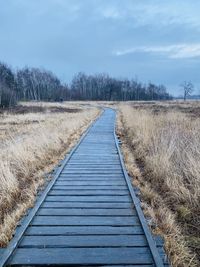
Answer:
xmin=70 ymin=73 xmax=172 ymax=101
xmin=16 ymin=67 xmax=63 ymax=101
xmin=180 ymin=81 xmax=194 ymax=101
xmin=0 ymin=62 xmax=16 ymax=107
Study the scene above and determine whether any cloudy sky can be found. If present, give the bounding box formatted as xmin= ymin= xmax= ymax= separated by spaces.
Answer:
xmin=0 ymin=0 xmax=200 ymax=95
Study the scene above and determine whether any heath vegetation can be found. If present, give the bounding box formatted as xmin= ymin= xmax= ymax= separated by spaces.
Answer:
xmin=117 ymin=101 xmax=200 ymax=267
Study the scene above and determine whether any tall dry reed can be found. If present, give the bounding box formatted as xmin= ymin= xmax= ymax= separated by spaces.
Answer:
xmin=118 ymin=103 xmax=200 ymax=266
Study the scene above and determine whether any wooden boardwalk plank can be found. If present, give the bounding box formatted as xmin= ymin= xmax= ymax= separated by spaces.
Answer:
xmin=68 ymin=161 xmax=120 ymax=164
xmin=58 ymin=177 xmax=125 ymax=181
xmin=58 ymin=178 xmax=125 ymax=181
xmin=32 ymin=216 xmax=140 ymax=226
xmin=9 ymin=248 xmax=153 ymax=265
xmin=63 ymin=168 xmax=123 ymax=171
xmin=25 ymin=226 xmax=144 ymax=236
xmin=48 ymin=189 xmax=129 ymax=196
xmin=66 ymin=163 xmax=120 ymax=165
xmin=37 ymin=208 xmax=136 ymax=216
xmin=53 ymin=185 xmax=128 ymax=189
xmin=45 ymin=195 xmax=131 ymax=202
xmin=19 ymin=235 xmax=148 ymax=248
xmin=55 ymin=181 xmax=126 ymax=185
xmin=61 ymin=171 xmax=123 ymax=174
xmin=59 ymin=174 xmax=124 ymax=177
xmin=42 ymin=202 xmax=133 ymax=209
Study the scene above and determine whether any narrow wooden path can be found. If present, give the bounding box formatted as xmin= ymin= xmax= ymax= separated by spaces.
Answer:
xmin=0 ymin=109 xmax=168 ymax=266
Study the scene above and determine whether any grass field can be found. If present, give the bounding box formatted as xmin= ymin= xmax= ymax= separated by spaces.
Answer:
xmin=0 ymin=101 xmax=100 ymax=246
xmin=117 ymin=101 xmax=200 ymax=267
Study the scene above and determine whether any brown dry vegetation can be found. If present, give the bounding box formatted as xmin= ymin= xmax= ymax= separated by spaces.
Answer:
xmin=0 ymin=101 xmax=100 ymax=246
xmin=1 ymin=99 xmax=200 ymax=267
xmin=117 ymin=101 xmax=200 ymax=267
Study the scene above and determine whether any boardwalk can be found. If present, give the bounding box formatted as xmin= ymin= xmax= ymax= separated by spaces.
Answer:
xmin=0 ymin=109 xmax=167 ymax=266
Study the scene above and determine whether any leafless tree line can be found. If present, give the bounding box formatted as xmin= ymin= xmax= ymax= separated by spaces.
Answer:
xmin=0 ymin=62 xmax=70 ymax=107
xmin=0 ymin=62 xmax=172 ymax=108
xmin=71 ymin=72 xmax=172 ymax=101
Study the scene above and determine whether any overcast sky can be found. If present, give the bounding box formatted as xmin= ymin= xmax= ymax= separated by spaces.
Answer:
xmin=1 ymin=0 xmax=200 ymax=95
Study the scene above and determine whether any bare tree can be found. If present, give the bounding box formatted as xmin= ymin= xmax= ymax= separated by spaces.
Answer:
xmin=180 ymin=81 xmax=194 ymax=101
xmin=0 ymin=62 xmax=16 ymax=107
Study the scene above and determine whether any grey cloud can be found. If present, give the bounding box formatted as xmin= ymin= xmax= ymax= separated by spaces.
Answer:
xmin=0 ymin=0 xmax=200 ymax=95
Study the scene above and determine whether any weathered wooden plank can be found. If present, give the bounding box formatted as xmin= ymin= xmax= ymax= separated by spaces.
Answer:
xmin=69 ymin=157 xmax=119 ymax=160
xmin=9 ymin=247 xmax=153 ymax=265
xmin=74 ymin=149 xmax=117 ymax=151
xmin=75 ymin=152 xmax=118 ymax=154
xmin=37 ymin=208 xmax=135 ymax=216
xmin=69 ymin=160 xmax=119 ymax=163
xmin=55 ymin=181 xmax=126 ymax=186
xmin=76 ymin=144 xmax=116 ymax=146
xmin=78 ymin=147 xmax=117 ymax=149
xmin=74 ymin=153 xmax=118 ymax=155
xmin=32 ymin=216 xmax=140 ymax=226
xmin=62 ymin=168 xmax=122 ymax=171
xmin=58 ymin=177 xmax=124 ymax=180
xmin=63 ymin=168 xmax=123 ymax=171
xmin=70 ymin=158 xmax=119 ymax=161
xmin=63 ymin=166 xmax=122 ymax=169
xmin=67 ymin=155 xmax=118 ymax=158
xmin=59 ymin=173 xmax=124 ymax=177
xmin=25 ymin=226 xmax=143 ymax=236
xmin=42 ymin=202 xmax=133 ymax=209
xmin=46 ymin=195 xmax=131 ymax=202
xmin=62 ymin=171 xmax=123 ymax=174
xmin=74 ymin=147 xmax=116 ymax=149
xmin=53 ymin=185 xmax=128 ymax=190
xmin=63 ymin=164 xmax=121 ymax=166
xmin=71 ymin=147 xmax=116 ymax=149
xmin=58 ymin=181 xmax=123 ymax=185
xmin=67 ymin=162 xmax=119 ymax=165
xmin=59 ymin=175 xmax=124 ymax=178
xmin=71 ymin=155 xmax=119 ymax=157
xmin=57 ymin=179 xmax=124 ymax=182
xmin=48 ymin=189 xmax=129 ymax=196
xmin=67 ymin=163 xmax=120 ymax=166
xmin=76 ymin=148 xmax=117 ymax=150
xmin=76 ymin=147 xmax=117 ymax=149
xmin=19 ymin=235 xmax=147 ymax=248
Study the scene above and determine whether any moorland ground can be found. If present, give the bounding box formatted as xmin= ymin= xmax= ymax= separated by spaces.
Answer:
xmin=0 ymin=100 xmax=199 ymax=267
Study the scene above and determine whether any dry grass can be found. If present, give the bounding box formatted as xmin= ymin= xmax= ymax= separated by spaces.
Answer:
xmin=0 ymin=101 xmax=100 ymax=246
xmin=117 ymin=101 xmax=200 ymax=267
xmin=1 ymin=99 xmax=199 ymax=267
